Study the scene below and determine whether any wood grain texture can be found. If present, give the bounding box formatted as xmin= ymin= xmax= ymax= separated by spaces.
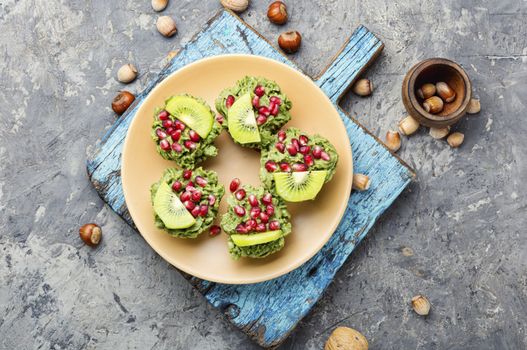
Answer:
xmin=86 ymin=10 xmax=414 ymax=349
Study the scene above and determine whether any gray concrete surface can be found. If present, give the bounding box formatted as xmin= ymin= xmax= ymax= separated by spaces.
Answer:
xmin=1 ymin=0 xmax=526 ymax=349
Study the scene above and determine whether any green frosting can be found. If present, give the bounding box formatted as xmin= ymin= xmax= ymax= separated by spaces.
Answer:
xmin=150 ymin=167 xmax=225 ymax=238
xmin=151 ymin=94 xmax=222 ymax=168
xmin=220 ymin=185 xmax=292 ymax=260
xmin=260 ymin=127 xmax=339 ymax=189
xmin=215 ymin=76 xmax=292 ymax=149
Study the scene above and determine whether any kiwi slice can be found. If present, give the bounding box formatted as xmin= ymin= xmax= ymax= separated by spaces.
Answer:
xmin=273 ymin=170 xmax=328 ymax=202
xmin=153 ymin=182 xmax=196 ymax=229
xmin=165 ymin=95 xmax=213 ymax=138
xmin=227 ymin=93 xmax=261 ymax=144
xmin=231 ymin=230 xmax=283 ymax=247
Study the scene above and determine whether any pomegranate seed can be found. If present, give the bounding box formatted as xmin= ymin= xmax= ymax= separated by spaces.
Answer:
xmin=182 ymin=169 xmax=192 ymax=179
xmin=180 ymin=191 xmax=191 ymax=202
xmin=234 ymin=205 xmax=246 ymax=217
xmin=158 ymin=110 xmax=169 ymax=120
xmin=259 ymin=212 xmax=269 ymax=223
xmin=254 ymin=85 xmax=265 ymax=97
xmin=172 ymin=181 xmax=182 ymax=192
xmin=256 ymin=223 xmax=266 ymax=232
xmin=235 ymin=189 xmax=246 ymax=201
xmin=252 ymin=95 xmax=260 ymax=108
xmin=304 ymin=154 xmax=314 ymax=167
xmin=299 ymin=145 xmax=311 ymax=155
xmin=209 ymin=225 xmax=221 ymax=236
xmin=270 ymin=103 xmax=279 ymax=116
xmin=226 ymin=95 xmax=235 ymax=108
xmin=229 ymin=178 xmax=240 ymax=192
xmin=258 ymin=106 xmax=270 ymax=116
xmin=291 ymin=138 xmax=300 ymax=151
xmin=280 ymin=162 xmax=291 ymax=172
xmin=248 ymin=194 xmax=259 ymax=207
xmin=170 ymin=129 xmax=182 ymax=142
xmin=163 ymin=120 xmax=174 ymax=129
xmin=246 ymin=219 xmax=257 ymax=231
xmin=166 ymin=127 xmax=175 ymax=135
xmin=277 ymin=130 xmax=286 ymax=142
xmin=216 ymin=114 xmax=224 ymax=124
xmin=236 ymin=223 xmax=248 ymax=234
xmin=208 ymin=194 xmax=216 ymax=206
xmin=312 ymin=145 xmax=323 ymax=159
xmin=262 ymin=193 xmax=273 ymax=205
xmin=250 ymin=207 xmax=261 ymax=219
xmin=185 ymin=185 xmax=196 ymax=194
xmin=265 ymin=160 xmax=278 ymax=172
xmin=199 ymin=205 xmax=209 ymax=216
xmin=269 ymin=96 xmax=281 ymax=104
xmin=286 ymin=144 xmax=297 ymax=156
xmin=175 ymin=120 xmax=186 ymax=131
xmin=256 ymin=115 xmax=267 ymax=125
xmin=184 ymin=200 xmax=196 ymax=211
xmin=159 ymin=139 xmax=170 ymax=151
xmin=266 ymin=204 xmax=275 ymax=216
xmin=275 ymin=142 xmax=285 ymax=153
xmin=269 ymin=220 xmax=280 ymax=230
xmin=156 ymin=129 xmax=167 ymax=139
xmin=299 ymin=135 xmax=309 ymax=146
xmin=191 ymin=191 xmax=202 ymax=202
xmin=189 ymin=130 xmax=200 ymax=142
xmin=186 ymin=181 xmax=194 ymax=188
xmin=184 ymin=140 xmax=196 ymax=150
xmin=321 ymin=151 xmax=331 ymax=161
xmin=191 ymin=206 xmax=201 ymax=217
xmin=195 ymin=176 xmax=207 ymax=187
xmin=292 ymin=163 xmax=308 ymax=172
xmin=171 ymin=143 xmax=183 ymax=153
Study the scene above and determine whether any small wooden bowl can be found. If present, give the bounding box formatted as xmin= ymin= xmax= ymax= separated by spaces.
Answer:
xmin=402 ymin=58 xmax=472 ymax=128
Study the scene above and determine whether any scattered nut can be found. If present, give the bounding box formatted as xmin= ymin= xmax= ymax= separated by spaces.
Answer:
xmin=156 ymin=15 xmax=177 ymax=37
xmin=352 ymin=173 xmax=370 ymax=191
xmin=447 ymin=132 xmax=464 ymax=148
xmin=79 ymin=223 xmax=102 ymax=247
xmin=278 ymin=31 xmax=302 ymax=53
xmin=325 ymin=327 xmax=368 ymax=350
xmin=220 ymin=0 xmax=249 ymax=13
xmin=117 ymin=63 xmax=138 ymax=84
xmin=423 ymin=96 xmax=444 ymax=114
xmin=267 ymin=1 xmax=288 ymax=24
xmin=112 ymin=91 xmax=135 ymax=115
xmin=384 ymin=130 xmax=401 ymax=152
xmin=401 ymin=247 xmax=414 ymax=257
xmin=151 ymin=0 xmax=168 ymax=12
xmin=435 ymin=81 xmax=456 ymax=103
xmin=467 ymin=98 xmax=481 ymax=114
xmin=352 ymin=78 xmax=373 ymax=97
xmin=416 ymin=83 xmax=436 ymax=100
xmin=429 ymin=126 xmax=450 ymax=139
xmin=411 ymin=295 xmax=431 ymax=316
xmin=398 ymin=115 xmax=420 ymax=136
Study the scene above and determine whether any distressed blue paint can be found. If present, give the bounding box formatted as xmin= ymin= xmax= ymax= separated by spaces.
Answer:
xmin=86 ymin=10 xmax=414 ymax=348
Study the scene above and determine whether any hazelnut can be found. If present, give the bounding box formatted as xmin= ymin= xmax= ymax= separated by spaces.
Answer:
xmin=429 ymin=126 xmax=450 ymax=139
xmin=278 ymin=31 xmax=301 ymax=54
xmin=79 ymin=223 xmax=102 ymax=247
xmin=156 ymin=15 xmax=177 ymax=37
xmin=416 ymin=83 xmax=436 ymax=100
xmin=151 ymin=0 xmax=168 ymax=12
xmin=112 ymin=91 xmax=135 ymax=115
xmin=467 ymin=98 xmax=481 ymax=114
xmin=267 ymin=1 xmax=288 ymax=25
xmin=384 ymin=130 xmax=401 ymax=152
xmin=352 ymin=173 xmax=370 ymax=191
xmin=423 ymin=96 xmax=444 ymax=114
xmin=220 ymin=0 xmax=249 ymax=13
xmin=447 ymin=132 xmax=464 ymax=148
xmin=325 ymin=327 xmax=368 ymax=350
xmin=398 ymin=115 xmax=420 ymax=136
xmin=435 ymin=81 xmax=456 ymax=103
xmin=352 ymin=78 xmax=373 ymax=97
xmin=411 ymin=295 xmax=431 ymax=316
xmin=117 ymin=63 xmax=137 ymax=84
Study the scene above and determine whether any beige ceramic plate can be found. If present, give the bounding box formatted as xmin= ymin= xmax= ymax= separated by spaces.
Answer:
xmin=122 ymin=55 xmax=353 ymax=284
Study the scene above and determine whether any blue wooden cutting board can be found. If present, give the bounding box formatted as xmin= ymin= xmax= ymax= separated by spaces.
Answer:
xmin=87 ymin=10 xmax=415 ymax=348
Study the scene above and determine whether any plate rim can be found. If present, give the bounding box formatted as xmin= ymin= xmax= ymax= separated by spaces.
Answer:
xmin=121 ymin=54 xmax=353 ymax=284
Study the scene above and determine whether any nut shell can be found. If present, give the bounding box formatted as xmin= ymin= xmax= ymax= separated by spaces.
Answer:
xmin=151 ymin=0 xmax=168 ymax=12
xmin=352 ymin=78 xmax=373 ymax=97
xmin=385 ymin=130 xmax=401 ymax=152
xmin=467 ymin=98 xmax=481 ymax=114
xmin=398 ymin=115 xmax=420 ymax=136
xmin=423 ymin=96 xmax=444 ymax=114
xmin=436 ymin=81 xmax=456 ymax=103
xmin=267 ymin=1 xmax=288 ymax=24
xmin=325 ymin=327 xmax=368 ymax=350
xmin=411 ymin=295 xmax=431 ymax=316
xmin=429 ymin=126 xmax=450 ymax=139
xmin=352 ymin=173 xmax=370 ymax=191
xmin=220 ymin=0 xmax=249 ymax=13
xmin=447 ymin=132 xmax=464 ymax=148
xmin=278 ymin=31 xmax=302 ymax=54
xmin=117 ymin=63 xmax=137 ymax=83
xmin=156 ymin=16 xmax=177 ymax=37
xmin=112 ymin=91 xmax=135 ymax=115
xmin=79 ymin=223 xmax=102 ymax=247
xmin=416 ymin=83 xmax=436 ymax=100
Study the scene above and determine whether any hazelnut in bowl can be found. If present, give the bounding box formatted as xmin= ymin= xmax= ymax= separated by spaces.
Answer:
xmin=402 ymin=58 xmax=472 ymax=128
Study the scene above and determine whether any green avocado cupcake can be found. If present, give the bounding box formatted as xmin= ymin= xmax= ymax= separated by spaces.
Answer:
xmin=151 ymin=167 xmax=225 ymax=239
xmin=221 ymin=182 xmax=292 ymax=260
xmin=260 ymin=127 xmax=338 ymax=202
xmin=152 ymin=94 xmax=222 ymax=168
xmin=215 ymin=76 xmax=292 ymax=149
